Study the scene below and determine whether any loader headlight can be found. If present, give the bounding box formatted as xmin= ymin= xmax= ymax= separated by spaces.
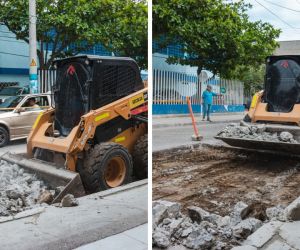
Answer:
xmin=53 ymin=130 xmax=60 ymax=137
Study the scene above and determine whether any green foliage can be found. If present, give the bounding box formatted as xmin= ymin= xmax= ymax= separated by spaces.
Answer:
xmin=0 ymin=0 xmax=147 ymax=69
xmin=233 ymin=64 xmax=265 ymax=95
xmin=153 ymin=0 xmax=280 ymax=78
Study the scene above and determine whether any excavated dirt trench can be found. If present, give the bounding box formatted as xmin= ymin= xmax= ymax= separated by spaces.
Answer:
xmin=153 ymin=145 xmax=300 ymax=219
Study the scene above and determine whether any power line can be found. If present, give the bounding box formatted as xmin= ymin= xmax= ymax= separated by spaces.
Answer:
xmin=262 ymin=0 xmax=300 ymax=12
xmin=0 ymin=51 xmax=28 ymax=57
xmin=254 ymin=0 xmax=299 ymax=29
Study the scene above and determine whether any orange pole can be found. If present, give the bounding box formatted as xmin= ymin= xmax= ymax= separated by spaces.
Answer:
xmin=186 ymin=96 xmax=199 ymax=137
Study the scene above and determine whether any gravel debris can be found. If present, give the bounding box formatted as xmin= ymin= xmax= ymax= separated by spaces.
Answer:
xmin=218 ymin=123 xmax=298 ymax=143
xmin=61 ymin=194 xmax=79 ymax=207
xmin=152 ymin=200 xmax=295 ymax=249
xmin=0 ymin=160 xmax=53 ymax=217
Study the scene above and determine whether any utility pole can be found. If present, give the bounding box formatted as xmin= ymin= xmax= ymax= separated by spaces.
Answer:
xmin=29 ymin=0 xmax=38 ymax=93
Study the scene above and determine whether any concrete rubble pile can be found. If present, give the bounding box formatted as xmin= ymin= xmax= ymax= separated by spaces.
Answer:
xmin=152 ymin=200 xmax=295 ymax=250
xmin=218 ymin=122 xmax=299 ymax=143
xmin=0 ymin=160 xmax=56 ymax=217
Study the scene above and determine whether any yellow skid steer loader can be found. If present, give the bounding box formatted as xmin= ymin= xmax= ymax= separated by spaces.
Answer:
xmin=1 ymin=55 xmax=148 ymax=202
xmin=216 ymin=55 xmax=300 ymax=154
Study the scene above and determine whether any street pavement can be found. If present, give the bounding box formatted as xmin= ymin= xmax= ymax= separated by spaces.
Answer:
xmin=153 ymin=112 xmax=245 ymax=129
xmin=153 ymin=112 xmax=245 ymax=151
xmin=0 ymin=139 xmax=26 ymax=155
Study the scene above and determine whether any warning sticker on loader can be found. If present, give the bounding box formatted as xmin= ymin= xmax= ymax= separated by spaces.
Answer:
xmin=130 ymin=93 xmax=144 ymax=109
xmin=95 ymin=112 xmax=110 ymax=122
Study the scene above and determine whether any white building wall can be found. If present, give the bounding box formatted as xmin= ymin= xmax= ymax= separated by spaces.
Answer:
xmin=0 ymin=25 xmax=29 ymax=69
xmin=274 ymin=41 xmax=300 ymax=55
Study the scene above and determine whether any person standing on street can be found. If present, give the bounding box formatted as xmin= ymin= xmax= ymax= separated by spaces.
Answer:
xmin=202 ymin=85 xmax=221 ymax=122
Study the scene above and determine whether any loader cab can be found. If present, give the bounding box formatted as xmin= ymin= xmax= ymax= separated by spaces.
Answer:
xmin=53 ymin=56 xmax=143 ymax=136
xmin=265 ymin=55 xmax=300 ymax=113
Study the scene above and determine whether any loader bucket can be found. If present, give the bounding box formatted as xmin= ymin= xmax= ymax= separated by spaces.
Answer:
xmin=215 ymin=136 xmax=300 ymax=155
xmin=215 ymin=123 xmax=300 ymax=155
xmin=0 ymin=152 xmax=86 ymax=203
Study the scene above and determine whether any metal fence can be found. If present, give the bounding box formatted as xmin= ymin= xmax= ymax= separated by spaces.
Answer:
xmin=153 ymin=69 xmax=244 ymax=106
xmin=38 ymin=69 xmax=56 ymax=93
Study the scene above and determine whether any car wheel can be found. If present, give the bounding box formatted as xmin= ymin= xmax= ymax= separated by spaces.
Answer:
xmin=0 ymin=126 xmax=9 ymax=147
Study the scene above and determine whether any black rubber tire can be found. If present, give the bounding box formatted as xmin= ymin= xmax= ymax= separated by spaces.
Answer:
xmin=79 ymin=142 xmax=133 ymax=193
xmin=0 ymin=126 xmax=9 ymax=147
xmin=133 ymin=134 xmax=148 ymax=179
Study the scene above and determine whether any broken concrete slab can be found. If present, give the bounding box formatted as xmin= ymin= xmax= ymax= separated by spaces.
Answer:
xmin=243 ymin=221 xmax=283 ymax=248
xmin=279 ymin=131 xmax=293 ymax=142
xmin=183 ymin=227 xmax=214 ymax=250
xmin=187 ymin=206 xmax=210 ymax=224
xmin=61 ymin=194 xmax=78 ymax=207
xmin=153 ymin=200 xmax=181 ymax=225
xmin=279 ymin=221 xmax=300 ymax=249
xmin=266 ymin=205 xmax=285 ymax=221
xmin=0 ymin=160 xmax=51 ymax=217
xmin=233 ymin=218 xmax=262 ymax=239
xmin=284 ymin=196 xmax=300 ymax=221
xmin=231 ymin=245 xmax=257 ymax=250
xmin=218 ymin=123 xmax=299 ymax=144
xmin=232 ymin=201 xmax=250 ymax=220
xmin=37 ymin=190 xmax=53 ymax=204
xmin=153 ymin=227 xmax=171 ymax=248
xmin=264 ymin=239 xmax=293 ymax=250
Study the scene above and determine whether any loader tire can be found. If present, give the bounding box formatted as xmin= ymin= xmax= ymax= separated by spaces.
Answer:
xmin=80 ymin=142 xmax=133 ymax=193
xmin=133 ymin=134 xmax=148 ymax=179
xmin=0 ymin=126 xmax=9 ymax=147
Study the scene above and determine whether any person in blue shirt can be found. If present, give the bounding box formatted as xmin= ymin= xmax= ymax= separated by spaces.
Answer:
xmin=202 ymin=85 xmax=221 ymax=122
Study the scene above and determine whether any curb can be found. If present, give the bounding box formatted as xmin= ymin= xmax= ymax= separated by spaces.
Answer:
xmin=153 ymin=118 xmax=242 ymax=128
xmin=153 ymin=112 xmax=245 ymax=118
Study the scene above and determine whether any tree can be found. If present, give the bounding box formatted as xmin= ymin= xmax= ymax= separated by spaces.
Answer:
xmin=234 ymin=64 xmax=265 ymax=95
xmin=0 ymin=0 xmax=147 ymax=69
xmin=153 ymin=0 xmax=280 ymax=78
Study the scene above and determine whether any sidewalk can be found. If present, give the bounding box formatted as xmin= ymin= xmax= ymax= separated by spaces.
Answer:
xmin=153 ymin=112 xmax=245 ymax=128
xmin=76 ymin=224 xmax=147 ymax=250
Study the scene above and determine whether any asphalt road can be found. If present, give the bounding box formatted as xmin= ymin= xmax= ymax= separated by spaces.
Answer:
xmin=153 ymin=120 xmax=238 ymax=151
xmin=0 ymin=139 xmax=26 ymax=155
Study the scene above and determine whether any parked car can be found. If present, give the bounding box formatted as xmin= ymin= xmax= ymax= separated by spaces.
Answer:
xmin=0 ymin=93 xmax=51 ymax=147
xmin=0 ymin=86 xmax=30 ymax=103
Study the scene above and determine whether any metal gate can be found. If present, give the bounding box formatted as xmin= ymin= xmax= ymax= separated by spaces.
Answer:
xmin=38 ymin=69 xmax=56 ymax=93
xmin=153 ymin=69 xmax=244 ymax=114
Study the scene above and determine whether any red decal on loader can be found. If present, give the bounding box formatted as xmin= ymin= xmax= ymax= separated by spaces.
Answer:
xmin=67 ymin=65 xmax=76 ymax=75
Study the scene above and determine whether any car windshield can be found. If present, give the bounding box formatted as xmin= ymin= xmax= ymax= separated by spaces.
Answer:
xmin=0 ymin=88 xmax=22 ymax=96
xmin=0 ymin=96 xmax=23 ymax=110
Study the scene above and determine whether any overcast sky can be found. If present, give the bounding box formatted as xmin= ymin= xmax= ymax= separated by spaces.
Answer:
xmin=244 ymin=0 xmax=300 ymax=41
